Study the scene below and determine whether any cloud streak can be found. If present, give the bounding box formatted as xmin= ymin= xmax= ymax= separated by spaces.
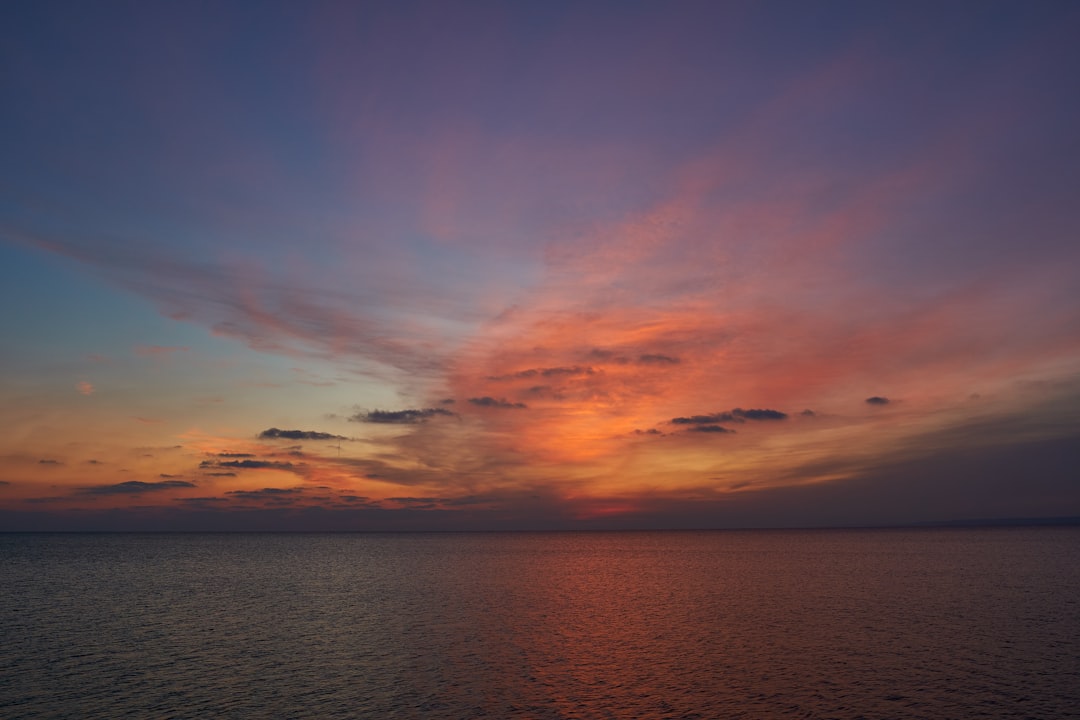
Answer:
xmin=468 ymin=397 xmax=528 ymax=409
xmin=258 ymin=428 xmax=346 ymax=440
xmin=78 ymin=480 xmax=196 ymax=495
xmin=350 ymin=408 xmax=455 ymax=424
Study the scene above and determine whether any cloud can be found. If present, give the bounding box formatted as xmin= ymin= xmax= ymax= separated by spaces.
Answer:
xmin=866 ymin=396 xmax=891 ymax=405
xmin=672 ymin=413 xmax=736 ymax=425
xmin=38 ymin=459 xmax=62 ymax=465
xmin=86 ymin=459 xmax=103 ymax=464
xmin=468 ymin=397 xmax=528 ymax=409
xmin=225 ymin=487 xmax=303 ymax=499
xmin=587 ymin=349 xmax=682 ymax=366
xmin=638 ymin=354 xmax=680 ymax=364
xmin=76 ymin=381 xmax=95 ymax=395
xmin=217 ymin=452 xmax=256 ymax=458
xmin=9 ymin=225 xmax=461 ymax=380
xmin=258 ymin=428 xmax=346 ymax=440
xmin=487 ymin=366 xmax=595 ymax=381
xmin=79 ymin=479 xmax=196 ymax=495
xmin=351 ymin=407 xmax=456 ymax=424
xmin=200 ymin=459 xmax=296 ymax=470
xmin=672 ymin=408 xmax=788 ymax=424
xmin=206 ymin=472 xmax=237 ymax=477
xmin=688 ymin=425 xmax=735 ymax=433
xmin=801 ymin=409 xmax=817 ymax=416
xmin=588 ymin=348 xmax=630 ymax=364
xmin=733 ymin=408 xmax=788 ymax=421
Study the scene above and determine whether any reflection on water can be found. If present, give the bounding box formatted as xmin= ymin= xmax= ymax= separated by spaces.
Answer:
xmin=1 ymin=529 xmax=1078 ymax=718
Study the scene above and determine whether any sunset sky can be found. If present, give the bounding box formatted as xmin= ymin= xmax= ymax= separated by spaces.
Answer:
xmin=2 ymin=1 xmax=1079 ymax=530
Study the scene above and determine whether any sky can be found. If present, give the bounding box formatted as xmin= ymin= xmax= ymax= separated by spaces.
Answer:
xmin=2 ymin=1 xmax=1079 ymax=531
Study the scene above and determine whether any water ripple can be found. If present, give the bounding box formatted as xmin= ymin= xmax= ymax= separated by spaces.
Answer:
xmin=2 ymin=529 xmax=1078 ymax=719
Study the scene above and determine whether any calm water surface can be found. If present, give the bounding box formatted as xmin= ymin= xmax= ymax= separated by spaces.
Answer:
xmin=1 ymin=529 xmax=1078 ymax=719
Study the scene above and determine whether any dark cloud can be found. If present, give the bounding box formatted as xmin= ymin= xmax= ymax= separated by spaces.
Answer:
xmin=258 ymin=427 xmax=346 ymax=440
xmin=226 ymin=487 xmax=303 ymax=499
xmin=688 ymin=425 xmax=735 ymax=433
xmin=866 ymin=396 xmax=891 ymax=405
xmin=0 ymin=480 xmax=10 ymax=486
xmin=351 ymin=408 xmax=455 ymax=424
xmin=159 ymin=473 xmax=180 ymax=479
xmin=589 ymin=349 xmax=682 ymax=365
xmin=439 ymin=398 xmax=455 ymax=405
xmin=468 ymin=396 xmax=528 ymax=409
xmin=638 ymin=353 xmax=680 ymax=364
xmin=38 ymin=459 xmax=62 ymax=465
xmin=200 ymin=459 xmax=296 ymax=470
xmin=733 ymin=408 xmax=788 ymax=421
xmin=487 ymin=368 xmax=536 ymax=380
xmin=672 ymin=413 xmax=736 ymax=425
xmin=588 ymin=348 xmax=630 ymax=364
xmin=633 ymin=428 xmax=663 ymax=435
xmin=217 ymin=452 xmax=255 ymax=458
xmin=207 ymin=472 xmax=237 ymax=477
xmin=673 ymin=408 xmax=788 ymax=424
xmin=488 ymin=366 xmax=595 ymax=381
xmin=79 ymin=479 xmax=196 ymax=495
xmin=801 ymin=409 xmax=817 ymax=416
xmin=86 ymin=459 xmax=103 ymax=464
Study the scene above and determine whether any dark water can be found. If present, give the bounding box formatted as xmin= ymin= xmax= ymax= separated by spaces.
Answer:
xmin=1 ymin=529 xmax=1078 ymax=719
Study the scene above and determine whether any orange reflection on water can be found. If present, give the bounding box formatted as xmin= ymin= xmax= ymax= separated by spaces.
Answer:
xmin=430 ymin=533 xmax=751 ymax=718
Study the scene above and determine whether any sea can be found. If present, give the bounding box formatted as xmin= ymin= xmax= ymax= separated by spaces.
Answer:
xmin=1 ymin=528 xmax=1078 ymax=719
